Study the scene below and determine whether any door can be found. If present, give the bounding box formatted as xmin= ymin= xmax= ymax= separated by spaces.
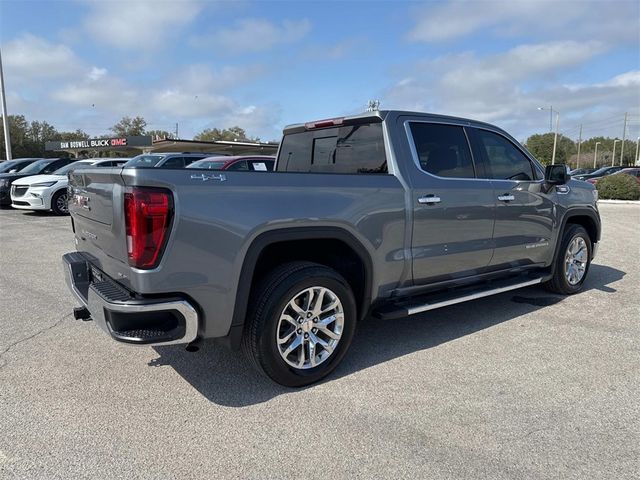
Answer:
xmin=469 ymin=128 xmax=555 ymax=268
xmin=406 ymin=121 xmax=496 ymax=284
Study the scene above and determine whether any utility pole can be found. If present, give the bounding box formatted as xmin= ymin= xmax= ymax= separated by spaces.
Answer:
xmin=0 ymin=48 xmax=12 ymax=161
xmin=175 ymin=122 xmax=179 ymax=139
xmin=551 ymin=111 xmax=559 ymax=165
xmin=593 ymin=142 xmax=601 ymax=168
xmin=576 ymin=124 xmax=583 ymax=169
xmin=619 ymin=112 xmax=627 ymax=165
xmin=635 ymin=137 xmax=640 ymax=166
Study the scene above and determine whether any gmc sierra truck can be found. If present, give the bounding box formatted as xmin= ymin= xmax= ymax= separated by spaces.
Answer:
xmin=62 ymin=110 xmax=601 ymax=386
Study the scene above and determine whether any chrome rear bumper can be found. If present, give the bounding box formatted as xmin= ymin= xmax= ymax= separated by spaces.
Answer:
xmin=63 ymin=252 xmax=199 ymax=346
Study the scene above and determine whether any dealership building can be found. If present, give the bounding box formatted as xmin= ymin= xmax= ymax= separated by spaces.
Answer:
xmin=45 ymin=135 xmax=279 ymax=158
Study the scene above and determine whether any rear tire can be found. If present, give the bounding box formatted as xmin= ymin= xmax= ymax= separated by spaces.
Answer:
xmin=242 ymin=261 xmax=357 ymax=387
xmin=544 ymin=224 xmax=592 ymax=294
xmin=51 ymin=189 xmax=69 ymax=215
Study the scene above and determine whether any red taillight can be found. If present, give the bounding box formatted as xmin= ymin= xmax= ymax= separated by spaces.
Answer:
xmin=124 ymin=187 xmax=172 ymax=269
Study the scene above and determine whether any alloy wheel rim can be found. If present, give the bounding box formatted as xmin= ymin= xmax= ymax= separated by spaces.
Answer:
xmin=276 ymin=286 xmax=344 ymax=370
xmin=57 ymin=194 xmax=69 ymax=213
xmin=564 ymin=236 xmax=588 ymax=285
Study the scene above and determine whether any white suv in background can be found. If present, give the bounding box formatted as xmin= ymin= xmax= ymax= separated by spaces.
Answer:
xmin=10 ymin=158 xmax=129 ymax=215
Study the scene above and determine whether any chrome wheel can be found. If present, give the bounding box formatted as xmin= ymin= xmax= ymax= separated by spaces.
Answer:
xmin=56 ymin=193 xmax=69 ymax=214
xmin=564 ymin=236 xmax=588 ymax=285
xmin=276 ymin=286 xmax=344 ymax=370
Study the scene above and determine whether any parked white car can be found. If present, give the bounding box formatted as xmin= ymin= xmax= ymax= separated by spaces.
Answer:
xmin=11 ymin=158 xmax=129 ymax=215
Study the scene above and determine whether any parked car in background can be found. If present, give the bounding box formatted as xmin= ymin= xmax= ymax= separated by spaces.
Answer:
xmin=186 ymin=156 xmax=275 ymax=171
xmin=0 ymin=158 xmax=76 ymax=206
xmin=587 ymin=168 xmax=640 ymax=185
xmin=63 ymin=110 xmax=600 ymax=386
xmin=573 ymin=165 xmax=626 ymax=181
xmin=0 ymin=158 xmax=42 ymax=174
xmin=11 ymin=158 xmax=130 ymax=215
xmin=124 ymin=152 xmax=210 ymax=169
xmin=570 ymin=167 xmax=596 ymax=176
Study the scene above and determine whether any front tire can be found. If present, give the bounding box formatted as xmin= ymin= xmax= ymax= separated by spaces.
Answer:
xmin=51 ymin=189 xmax=69 ymax=215
xmin=545 ymin=224 xmax=592 ymax=294
xmin=242 ymin=262 xmax=357 ymax=387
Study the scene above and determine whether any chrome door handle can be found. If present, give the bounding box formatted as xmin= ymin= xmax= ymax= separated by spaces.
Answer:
xmin=497 ymin=194 xmax=515 ymax=202
xmin=418 ymin=195 xmax=441 ymax=204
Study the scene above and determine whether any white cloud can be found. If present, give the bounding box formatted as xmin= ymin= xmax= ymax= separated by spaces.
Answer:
xmin=193 ymin=18 xmax=311 ymax=54
xmin=52 ymin=73 xmax=140 ymax=113
xmin=408 ymin=0 xmax=639 ymax=45
xmin=87 ymin=67 xmax=107 ymax=81
xmin=384 ymin=40 xmax=640 ymax=140
xmin=82 ymin=0 xmax=203 ymax=50
xmin=3 ymin=34 xmax=84 ymax=79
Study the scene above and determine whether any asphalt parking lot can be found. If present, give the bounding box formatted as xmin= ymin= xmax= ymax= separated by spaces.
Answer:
xmin=0 ymin=203 xmax=638 ymax=479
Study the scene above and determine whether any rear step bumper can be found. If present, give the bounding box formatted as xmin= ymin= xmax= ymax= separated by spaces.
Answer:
xmin=63 ymin=252 xmax=199 ymax=346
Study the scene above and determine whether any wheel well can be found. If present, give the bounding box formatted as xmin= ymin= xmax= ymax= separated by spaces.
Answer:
xmin=566 ymin=215 xmax=598 ymax=246
xmin=251 ymin=238 xmax=369 ymax=319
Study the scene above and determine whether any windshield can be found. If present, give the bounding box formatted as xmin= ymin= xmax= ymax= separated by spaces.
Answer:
xmin=186 ymin=160 xmax=227 ymax=170
xmin=125 ymin=154 xmax=165 ymax=167
xmin=0 ymin=160 xmax=28 ymax=173
xmin=53 ymin=161 xmax=93 ymax=175
xmin=18 ymin=159 xmax=53 ymax=174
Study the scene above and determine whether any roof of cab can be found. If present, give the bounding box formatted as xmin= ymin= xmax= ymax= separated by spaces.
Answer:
xmin=282 ymin=110 xmax=505 ymax=135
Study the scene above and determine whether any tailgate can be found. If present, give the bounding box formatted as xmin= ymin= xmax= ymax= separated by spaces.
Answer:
xmin=68 ymin=168 xmax=129 ymax=274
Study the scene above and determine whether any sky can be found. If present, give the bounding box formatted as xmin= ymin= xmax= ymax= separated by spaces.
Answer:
xmin=1 ymin=0 xmax=639 ymax=143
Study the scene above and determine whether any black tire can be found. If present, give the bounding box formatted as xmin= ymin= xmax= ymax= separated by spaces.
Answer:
xmin=51 ymin=189 xmax=69 ymax=215
xmin=242 ymin=261 xmax=357 ymax=387
xmin=544 ymin=224 xmax=592 ymax=294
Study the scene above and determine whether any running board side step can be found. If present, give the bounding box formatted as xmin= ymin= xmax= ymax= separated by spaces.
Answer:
xmin=374 ymin=275 xmax=547 ymax=320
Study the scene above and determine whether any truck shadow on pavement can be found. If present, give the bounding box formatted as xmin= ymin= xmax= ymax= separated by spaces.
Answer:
xmin=150 ymin=263 xmax=624 ymax=407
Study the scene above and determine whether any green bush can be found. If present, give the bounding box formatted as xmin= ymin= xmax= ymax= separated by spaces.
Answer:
xmin=596 ymin=174 xmax=640 ymax=200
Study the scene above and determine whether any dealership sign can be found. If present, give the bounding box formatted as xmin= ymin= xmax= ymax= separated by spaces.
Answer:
xmin=45 ymin=136 xmax=152 ymax=151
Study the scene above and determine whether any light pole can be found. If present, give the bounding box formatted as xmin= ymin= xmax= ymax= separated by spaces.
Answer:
xmin=576 ymin=124 xmax=583 ymax=169
xmin=611 ymin=139 xmax=620 ymax=166
xmin=593 ymin=142 xmax=601 ymax=168
xmin=538 ymin=106 xmax=560 ymax=164
xmin=635 ymin=137 xmax=640 ymax=166
xmin=0 ymin=48 xmax=12 ymax=161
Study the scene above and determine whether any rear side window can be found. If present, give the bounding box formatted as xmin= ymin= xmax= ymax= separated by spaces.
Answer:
xmin=248 ymin=160 xmax=273 ymax=171
xmin=161 ymin=157 xmax=185 ymax=168
xmin=474 ymin=129 xmax=534 ymax=181
xmin=227 ymin=160 xmax=249 ymax=171
xmin=127 ymin=155 xmax=165 ymax=167
xmin=278 ymin=123 xmax=387 ymax=174
xmin=43 ymin=159 xmax=70 ymax=173
xmin=183 ymin=156 xmax=203 ymax=166
xmin=408 ymin=123 xmax=475 ymax=178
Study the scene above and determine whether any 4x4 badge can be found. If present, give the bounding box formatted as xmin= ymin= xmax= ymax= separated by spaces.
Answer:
xmin=190 ymin=173 xmax=227 ymax=182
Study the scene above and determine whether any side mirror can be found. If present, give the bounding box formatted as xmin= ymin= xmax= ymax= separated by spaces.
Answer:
xmin=545 ymin=164 xmax=570 ymax=185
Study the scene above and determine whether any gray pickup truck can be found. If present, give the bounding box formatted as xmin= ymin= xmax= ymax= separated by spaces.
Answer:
xmin=63 ymin=110 xmax=601 ymax=386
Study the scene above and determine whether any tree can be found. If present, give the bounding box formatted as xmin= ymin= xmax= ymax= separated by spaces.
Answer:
xmin=55 ymin=129 xmax=90 ymax=141
xmin=110 ymin=116 xmax=147 ymax=136
xmin=0 ymin=114 xmax=38 ymax=158
xmin=193 ymin=126 xmax=259 ymax=142
xmin=525 ymin=133 xmax=575 ymax=166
